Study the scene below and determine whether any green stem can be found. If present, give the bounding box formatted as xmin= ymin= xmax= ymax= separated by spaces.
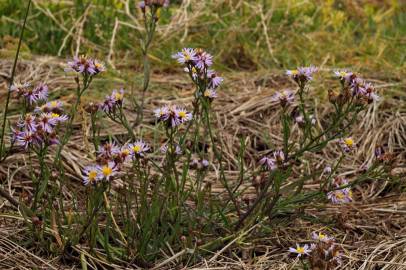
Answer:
xmin=54 ymin=78 xmax=90 ymax=165
xmin=202 ymin=101 xmax=241 ymax=218
xmin=0 ymin=0 xmax=31 ymax=160
xmin=134 ymin=7 xmax=158 ymax=126
xmin=119 ymin=106 xmax=135 ymax=139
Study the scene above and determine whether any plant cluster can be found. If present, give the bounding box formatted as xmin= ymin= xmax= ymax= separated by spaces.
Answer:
xmin=0 ymin=1 xmax=397 ymax=268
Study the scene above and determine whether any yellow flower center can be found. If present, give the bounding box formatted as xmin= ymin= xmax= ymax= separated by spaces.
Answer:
xmin=339 ymin=71 xmax=347 ymax=77
xmin=183 ymin=50 xmax=191 ymax=61
xmin=178 ymin=111 xmax=186 ymax=119
xmin=88 ymin=171 xmax=98 ymax=181
xmin=51 ymin=113 xmax=60 ymax=118
xmin=336 ymin=192 xmax=345 ymax=199
xmin=319 ymin=233 xmax=326 ymax=239
xmin=344 ymin=138 xmax=354 ymax=147
xmin=50 ymin=101 xmax=58 ymax=107
xmin=191 ymin=67 xmax=197 ymax=73
xmin=114 ymin=93 xmax=123 ymax=100
xmin=296 ymin=247 xmax=305 ymax=254
xmin=132 ymin=145 xmax=141 ymax=153
xmin=122 ymin=149 xmax=130 ymax=156
xmin=291 ymin=70 xmax=299 ymax=75
xmin=102 ymin=166 xmax=112 ymax=177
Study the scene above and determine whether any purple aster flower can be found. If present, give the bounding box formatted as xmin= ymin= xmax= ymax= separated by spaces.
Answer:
xmin=173 ymin=107 xmax=193 ymax=127
xmin=311 ymin=231 xmax=334 ymax=242
xmin=82 ymin=165 xmax=100 ymax=185
xmin=10 ymin=127 xmax=22 ymax=144
xmin=271 ymin=89 xmax=295 ymax=107
xmin=327 ymin=176 xmax=352 ymax=204
xmin=50 ymin=113 xmax=68 ymax=123
xmin=339 ymin=137 xmax=356 ymax=153
xmin=160 ymin=143 xmax=182 ymax=155
xmin=37 ymin=113 xmax=57 ymax=134
xmin=118 ymin=146 xmax=132 ymax=162
xmin=129 ymin=140 xmax=150 ymax=158
xmin=10 ymin=82 xmax=30 ymax=95
xmin=327 ymin=188 xmax=353 ymax=204
xmin=101 ymin=89 xmax=125 ymax=113
xmin=288 ymin=244 xmax=311 ymax=257
xmin=365 ymin=91 xmax=380 ymax=103
xmin=33 ymin=83 xmax=48 ymax=101
xmin=97 ymin=142 xmax=120 ymax=160
xmin=97 ymin=162 xmax=117 ymax=181
xmin=298 ymin=66 xmax=318 ymax=80
xmin=21 ymin=87 xmax=39 ymax=104
xmin=334 ymin=70 xmax=354 ymax=84
xmin=273 ymin=150 xmax=285 ymax=164
xmin=184 ymin=66 xmax=199 ymax=80
xmin=154 ymin=105 xmax=192 ymax=127
xmin=286 ymin=66 xmax=318 ymax=85
xmin=172 ymin=48 xmax=197 ymax=65
xmin=15 ymin=131 xmax=37 ymax=149
xmin=190 ymin=157 xmax=209 ymax=170
xmin=362 ymin=83 xmax=380 ymax=103
xmin=259 ymin=156 xmax=277 ymax=171
xmin=66 ymin=55 xmax=105 ymax=76
xmin=350 ymin=77 xmax=367 ymax=96
xmin=201 ymin=159 xmax=209 ymax=167
xmin=66 ymin=56 xmax=86 ymax=73
xmin=111 ymin=89 xmax=124 ymax=104
xmin=204 ymin=89 xmax=217 ymax=100
xmin=100 ymin=95 xmax=116 ymax=113
xmin=37 ymin=100 xmax=64 ymax=113
xmin=18 ymin=114 xmax=37 ymax=132
xmin=207 ymin=70 xmax=223 ymax=89
xmin=347 ymin=77 xmax=380 ymax=104
xmin=323 ymin=166 xmax=332 ymax=175
xmin=91 ymin=59 xmax=106 ymax=74
xmin=195 ymin=49 xmax=213 ymax=69
xmin=293 ymin=111 xmax=316 ymax=127
xmin=154 ymin=106 xmax=170 ymax=122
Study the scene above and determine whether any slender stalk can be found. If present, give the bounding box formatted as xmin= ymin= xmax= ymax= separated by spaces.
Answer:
xmin=202 ymin=102 xmax=241 ymax=217
xmin=134 ymin=7 xmax=158 ymax=126
xmin=0 ymin=0 xmax=31 ymax=159
xmin=54 ymin=77 xmax=90 ymax=165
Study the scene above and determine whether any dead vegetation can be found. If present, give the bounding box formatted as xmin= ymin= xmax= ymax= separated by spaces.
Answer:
xmin=0 ymin=56 xmax=406 ymax=269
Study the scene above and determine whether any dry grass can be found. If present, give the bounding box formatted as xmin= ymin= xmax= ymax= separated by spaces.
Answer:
xmin=0 ymin=56 xmax=406 ymax=269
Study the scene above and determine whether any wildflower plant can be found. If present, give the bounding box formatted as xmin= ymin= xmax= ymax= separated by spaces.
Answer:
xmin=0 ymin=3 xmax=397 ymax=266
xmin=289 ymin=232 xmax=343 ymax=269
xmin=236 ymin=67 xmax=385 ymax=230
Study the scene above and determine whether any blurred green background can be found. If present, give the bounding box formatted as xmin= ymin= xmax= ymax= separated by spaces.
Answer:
xmin=1 ymin=0 xmax=405 ymax=76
